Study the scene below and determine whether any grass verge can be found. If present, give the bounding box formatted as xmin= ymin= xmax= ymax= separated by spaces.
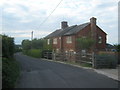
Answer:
xmin=61 ymin=61 xmax=92 ymax=68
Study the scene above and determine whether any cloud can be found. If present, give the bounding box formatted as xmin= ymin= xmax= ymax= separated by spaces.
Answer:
xmin=2 ymin=30 xmax=51 ymax=38
xmin=1 ymin=0 xmax=119 ymax=44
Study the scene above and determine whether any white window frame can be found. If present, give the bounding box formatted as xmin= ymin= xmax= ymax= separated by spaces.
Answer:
xmin=66 ymin=36 xmax=72 ymax=43
xmin=53 ymin=38 xmax=57 ymax=44
xmin=98 ymin=36 xmax=102 ymax=43
xmin=47 ymin=39 xmax=50 ymax=45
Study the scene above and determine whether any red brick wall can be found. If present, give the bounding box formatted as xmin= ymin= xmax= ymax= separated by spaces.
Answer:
xmin=62 ymin=35 xmax=76 ymax=52
xmin=76 ymin=24 xmax=91 ymax=38
xmin=96 ymin=26 xmax=106 ymax=50
xmin=52 ymin=37 xmax=61 ymax=51
xmin=51 ymin=24 xmax=106 ymax=52
xmin=75 ymin=24 xmax=106 ymax=51
xmin=75 ymin=24 xmax=91 ymax=52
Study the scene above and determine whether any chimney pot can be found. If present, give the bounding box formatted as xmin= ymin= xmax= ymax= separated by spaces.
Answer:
xmin=90 ymin=17 xmax=97 ymax=25
xmin=61 ymin=21 xmax=68 ymax=29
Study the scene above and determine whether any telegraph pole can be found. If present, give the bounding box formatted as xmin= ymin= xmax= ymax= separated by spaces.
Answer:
xmin=31 ymin=31 xmax=33 ymax=49
xmin=31 ymin=31 xmax=33 ymax=41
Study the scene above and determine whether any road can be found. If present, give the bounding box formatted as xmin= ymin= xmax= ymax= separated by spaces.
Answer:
xmin=15 ymin=53 xmax=118 ymax=88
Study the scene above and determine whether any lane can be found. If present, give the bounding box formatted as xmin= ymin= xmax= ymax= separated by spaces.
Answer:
xmin=15 ymin=53 xmax=118 ymax=88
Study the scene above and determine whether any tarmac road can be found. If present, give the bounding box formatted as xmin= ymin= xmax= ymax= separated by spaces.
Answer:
xmin=15 ymin=53 xmax=118 ymax=88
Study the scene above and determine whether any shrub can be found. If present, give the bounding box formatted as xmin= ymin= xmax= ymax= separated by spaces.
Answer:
xmin=2 ymin=58 xmax=20 ymax=88
xmin=2 ymin=35 xmax=15 ymax=58
xmin=77 ymin=37 xmax=95 ymax=50
xmin=95 ymin=54 xmax=117 ymax=69
xmin=25 ymin=49 xmax=42 ymax=58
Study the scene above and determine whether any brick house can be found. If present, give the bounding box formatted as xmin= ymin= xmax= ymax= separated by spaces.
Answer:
xmin=45 ymin=17 xmax=107 ymax=54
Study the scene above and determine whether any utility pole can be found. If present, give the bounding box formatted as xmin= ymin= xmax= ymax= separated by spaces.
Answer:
xmin=31 ymin=31 xmax=33 ymax=41
xmin=31 ymin=31 xmax=33 ymax=49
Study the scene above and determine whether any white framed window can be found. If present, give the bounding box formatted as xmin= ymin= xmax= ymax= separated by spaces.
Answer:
xmin=98 ymin=36 xmax=102 ymax=43
xmin=66 ymin=36 xmax=72 ymax=43
xmin=59 ymin=37 xmax=61 ymax=39
xmin=53 ymin=38 xmax=57 ymax=44
xmin=47 ymin=39 xmax=50 ymax=45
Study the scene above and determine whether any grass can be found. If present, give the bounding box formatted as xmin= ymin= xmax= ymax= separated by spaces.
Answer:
xmin=65 ymin=61 xmax=92 ymax=68
xmin=24 ymin=49 xmax=42 ymax=58
xmin=53 ymin=60 xmax=92 ymax=68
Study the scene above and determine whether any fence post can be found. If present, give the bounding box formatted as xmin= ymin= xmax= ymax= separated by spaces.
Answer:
xmin=92 ymin=52 xmax=95 ymax=68
xmin=53 ymin=53 xmax=56 ymax=60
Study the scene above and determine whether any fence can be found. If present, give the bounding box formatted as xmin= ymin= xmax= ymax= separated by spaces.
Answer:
xmin=42 ymin=51 xmax=52 ymax=59
xmin=43 ymin=51 xmax=117 ymax=69
xmin=53 ymin=52 xmax=94 ymax=67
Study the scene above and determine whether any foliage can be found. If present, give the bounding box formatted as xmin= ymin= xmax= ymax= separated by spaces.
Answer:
xmin=22 ymin=39 xmax=31 ymax=51
xmin=77 ymin=37 xmax=95 ymax=50
xmin=22 ymin=38 xmax=52 ymax=50
xmin=25 ymin=49 xmax=42 ymax=58
xmin=95 ymin=54 xmax=117 ymax=68
xmin=65 ymin=61 xmax=92 ymax=68
xmin=2 ymin=58 xmax=20 ymax=88
xmin=113 ymin=44 xmax=120 ymax=64
xmin=22 ymin=38 xmax=52 ymax=58
xmin=15 ymin=44 xmax=22 ymax=52
xmin=43 ymin=39 xmax=52 ymax=50
xmin=1 ymin=34 xmax=20 ymax=88
xmin=2 ymin=35 xmax=15 ymax=58
xmin=31 ymin=38 xmax=44 ymax=49
xmin=114 ymin=44 xmax=120 ymax=52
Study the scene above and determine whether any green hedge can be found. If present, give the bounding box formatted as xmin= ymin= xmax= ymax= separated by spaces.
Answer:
xmin=24 ymin=49 xmax=42 ymax=58
xmin=2 ymin=58 xmax=20 ymax=88
xmin=94 ymin=54 xmax=117 ymax=69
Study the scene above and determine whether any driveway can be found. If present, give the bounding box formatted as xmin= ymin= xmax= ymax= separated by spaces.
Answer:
xmin=15 ymin=53 xmax=118 ymax=88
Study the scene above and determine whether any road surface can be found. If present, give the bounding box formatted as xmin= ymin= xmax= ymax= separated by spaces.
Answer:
xmin=15 ymin=53 xmax=118 ymax=88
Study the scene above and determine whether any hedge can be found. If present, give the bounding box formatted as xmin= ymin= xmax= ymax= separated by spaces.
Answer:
xmin=94 ymin=54 xmax=117 ymax=69
xmin=2 ymin=58 xmax=20 ymax=88
xmin=24 ymin=49 xmax=42 ymax=58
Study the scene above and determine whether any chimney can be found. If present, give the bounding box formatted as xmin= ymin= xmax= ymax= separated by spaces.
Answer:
xmin=90 ymin=17 xmax=97 ymax=50
xmin=61 ymin=21 xmax=68 ymax=29
xmin=90 ymin=17 xmax=97 ymax=39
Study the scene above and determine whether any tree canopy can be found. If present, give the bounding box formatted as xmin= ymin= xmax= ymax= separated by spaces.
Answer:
xmin=2 ymin=34 xmax=15 ymax=58
xmin=77 ymin=37 xmax=95 ymax=50
xmin=22 ymin=38 xmax=52 ymax=51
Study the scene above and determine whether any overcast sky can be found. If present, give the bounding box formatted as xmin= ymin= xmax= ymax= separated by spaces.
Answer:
xmin=1 ymin=0 xmax=119 ymax=45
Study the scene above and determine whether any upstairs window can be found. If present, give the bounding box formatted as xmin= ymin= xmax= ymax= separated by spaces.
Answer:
xmin=66 ymin=36 xmax=72 ymax=43
xmin=47 ymin=39 xmax=50 ymax=45
xmin=98 ymin=36 xmax=102 ymax=43
xmin=53 ymin=38 xmax=57 ymax=44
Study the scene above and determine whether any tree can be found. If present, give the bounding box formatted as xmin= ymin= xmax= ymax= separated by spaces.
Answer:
xmin=31 ymin=38 xmax=44 ymax=49
xmin=77 ymin=37 xmax=95 ymax=51
xmin=114 ymin=44 xmax=120 ymax=52
xmin=22 ymin=39 xmax=31 ymax=50
xmin=43 ymin=39 xmax=52 ymax=51
xmin=2 ymin=35 xmax=15 ymax=58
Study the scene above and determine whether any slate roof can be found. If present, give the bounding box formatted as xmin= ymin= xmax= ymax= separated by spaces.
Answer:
xmin=45 ymin=22 xmax=90 ymax=38
xmin=64 ymin=23 xmax=90 ymax=35
xmin=45 ymin=29 xmax=61 ymax=38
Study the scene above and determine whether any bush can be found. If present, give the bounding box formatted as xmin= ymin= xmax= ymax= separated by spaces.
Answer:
xmin=25 ymin=49 xmax=42 ymax=58
xmin=95 ymin=54 xmax=117 ymax=69
xmin=2 ymin=58 xmax=20 ymax=88
xmin=2 ymin=35 xmax=15 ymax=58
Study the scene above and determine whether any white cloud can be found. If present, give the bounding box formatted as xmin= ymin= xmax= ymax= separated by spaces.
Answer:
xmin=1 ymin=0 xmax=119 ymax=44
xmin=2 ymin=30 xmax=51 ymax=38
